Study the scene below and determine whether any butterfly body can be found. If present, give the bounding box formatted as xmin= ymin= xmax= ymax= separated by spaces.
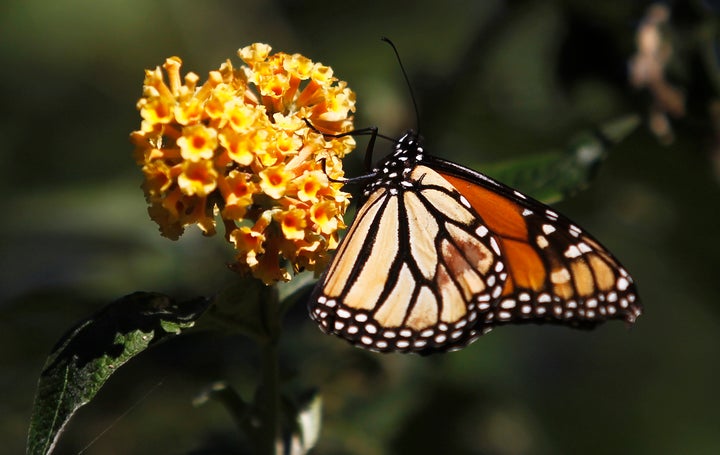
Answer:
xmin=309 ymin=130 xmax=641 ymax=354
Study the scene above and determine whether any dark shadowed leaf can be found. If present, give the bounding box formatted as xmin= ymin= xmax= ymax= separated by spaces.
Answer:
xmin=201 ymin=277 xmax=287 ymax=343
xmin=290 ymin=391 xmax=323 ymax=454
xmin=194 ymin=382 xmax=322 ymax=455
xmin=481 ymin=115 xmax=639 ymax=203
xmin=27 ymin=292 xmax=210 ymax=455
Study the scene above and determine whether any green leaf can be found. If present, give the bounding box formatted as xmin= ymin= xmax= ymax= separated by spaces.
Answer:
xmin=293 ymin=392 xmax=322 ymax=454
xmin=199 ymin=273 xmax=317 ymax=342
xmin=26 ymin=292 xmax=210 ymax=455
xmin=201 ymin=278 xmax=281 ymax=343
xmin=195 ymin=382 xmax=323 ymax=455
xmin=194 ymin=381 xmax=253 ymax=439
xmin=481 ymin=115 xmax=640 ymax=204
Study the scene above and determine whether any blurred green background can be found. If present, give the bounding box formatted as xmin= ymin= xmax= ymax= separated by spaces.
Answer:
xmin=2 ymin=0 xmax=720 ymax=454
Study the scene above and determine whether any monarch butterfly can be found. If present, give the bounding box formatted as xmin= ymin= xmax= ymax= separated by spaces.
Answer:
xmin=308 ymin=44 xmax=641 ymax=355
xmin=308 ymin=129 xmax=641 ymax=354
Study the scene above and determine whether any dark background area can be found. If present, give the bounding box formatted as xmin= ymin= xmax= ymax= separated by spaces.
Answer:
xmin=2 ymin=1 xmax=719 ymax=454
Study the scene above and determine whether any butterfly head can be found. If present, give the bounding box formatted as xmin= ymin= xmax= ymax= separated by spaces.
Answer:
xmin=372 ymin=130 xmax=425 ymax=171
xmin=393 ymin=130 xmax=424 ymax=155
xmin=364 ymin=130 xmax=425 ymax=196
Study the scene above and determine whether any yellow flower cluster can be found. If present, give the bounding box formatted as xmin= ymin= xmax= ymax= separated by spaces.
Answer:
xmin=131 ymin=43 xmax=356 ymax=284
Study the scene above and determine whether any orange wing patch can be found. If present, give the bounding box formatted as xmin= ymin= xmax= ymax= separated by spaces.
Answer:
xmin=439 ymin=173 xmax=528 ymax=239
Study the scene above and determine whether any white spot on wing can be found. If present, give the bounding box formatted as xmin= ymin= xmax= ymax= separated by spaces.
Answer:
xmin=564 ymin=245 xmax=582 ymax=259
xmin=490 ymin=237 xmax=501 ymax=256
xmin=617 ymin=277 xmax=630 ymax=291
xmin=500 ymin=299 xmax=516 ymax=309
xmin=536 ymin=235 xmax=549 ymax=249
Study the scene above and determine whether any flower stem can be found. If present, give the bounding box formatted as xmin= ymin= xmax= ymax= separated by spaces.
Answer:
xmin=256 ymin=284 xmax=282 ymax=455
xmin=259 ymin=340 xmax=280 ymax=455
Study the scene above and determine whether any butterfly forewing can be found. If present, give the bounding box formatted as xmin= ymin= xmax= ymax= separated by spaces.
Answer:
xmin=431 ymin=157 xmax=641 ymax=327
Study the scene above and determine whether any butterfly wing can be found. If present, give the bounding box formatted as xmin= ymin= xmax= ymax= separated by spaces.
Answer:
xmin=309 ymin=163 xmax=507 ymax=353
xmin=428 ymin=156 xmax=642 ymax=328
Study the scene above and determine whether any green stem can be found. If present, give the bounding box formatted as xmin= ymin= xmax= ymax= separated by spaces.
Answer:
xmin=256 ymin=284 xmax=281 ymax=455
xmin=259 ymin=340 xmax=280 ymax=455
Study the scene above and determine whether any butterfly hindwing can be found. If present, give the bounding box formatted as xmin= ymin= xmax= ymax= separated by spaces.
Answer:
xmin=310 ymin=163 xmax=506 ymax=353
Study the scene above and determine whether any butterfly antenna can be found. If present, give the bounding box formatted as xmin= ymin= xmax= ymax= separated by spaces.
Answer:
xmin=381 ymin=37 xmax=420 ymax=135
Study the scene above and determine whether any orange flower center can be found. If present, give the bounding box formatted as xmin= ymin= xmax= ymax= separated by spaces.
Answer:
xmin=270 ymin=174 xmax=283 ymax=186
xmin=192 ymin=136 xmax=207 ymax=149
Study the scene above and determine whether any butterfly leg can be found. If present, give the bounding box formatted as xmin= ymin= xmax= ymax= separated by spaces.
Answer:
xmin=303 ymin=118 xmax=388 ymax=172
